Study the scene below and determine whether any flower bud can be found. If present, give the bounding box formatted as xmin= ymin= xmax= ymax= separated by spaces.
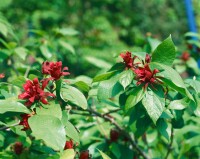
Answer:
xmin=79 ymin=150 xmax=90 ymax=159
xmin=110 ymin=129 xmax=119 ymax=142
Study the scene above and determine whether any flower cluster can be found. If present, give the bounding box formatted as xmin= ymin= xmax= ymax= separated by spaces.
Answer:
xmin=18 ymin=78 xmax=55 ymax=106
xmin=18 ymin=61 xmax=70 ymax=131
xmin=42 ymin=61 xmax=70 ymax=80
xmin=120 ymin=52 xmax=162 ymax=89
xmin=120 ymin=51 xmax=136 ymax=69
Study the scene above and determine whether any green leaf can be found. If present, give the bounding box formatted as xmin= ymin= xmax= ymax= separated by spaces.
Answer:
xmin=73 ymin=81 xmax=90 ymax=92
xmin=60 ymin=85 xmax=87 ymax=109
xmin=14 ymin=47 xmax=28 ymax=61
xmin=85 ymin=56 xmax=112 ymax=69
xmin=98 ymin=149 xmax=111 ymax=159
xmin=131 ymin=52 xmax=147 ymax=59
xmin=157 ymin=119 xmax=169 ymax=141
xmin=109 ymin=143 xmax=121 ymax=159
xmin=64 ymin=121 xmax=80 ymax=143
xmin=119 ymin=70 xmax=134 ymax=89
xmin=56 ymin=28 xmax=79 ymax=36
xmin=147 ymin=37 xmax=161 ymax=51
xmin=186 ymin=57 xmax=199 ymax=74
xmin=12 ymin=76 xmax=27 ymax=88
xmin=40 ymin=45 xmax=52 ymax=59
xmin=93 ymin=71 xmax=118 ymax=83
xmin=151 ymin=62 xmax=194 ymax=101
xmin=0 ymin=98 xmax=30 ymax=114
xmin=36 ymin=102 xmax=62 ymax=120
xmin=125 ymin=86 xmax=144 ymax=111
xmin=135 ymin=115 xmax=152 ymax=138
xmin=0 ymin=22 xmax=8 ymax=37
xmin=152 ymin=36 xmax=176 ymax=66
xmin=59 ymin=40 xmax=75 ymax=55
xmin=168 ymin=98 xmax=189 ymax=110
xmin=97 ymin=75 xmax=123 ymax=100
xmin=142 ymin=90 xmax=164 ymax=124
xmin=29 ymin=115 xmax=66 ymax=151
xmin=60 ymin=149 xmax=76 ymax=159
xmin=185 ymin=79 xmax=200 ymax=93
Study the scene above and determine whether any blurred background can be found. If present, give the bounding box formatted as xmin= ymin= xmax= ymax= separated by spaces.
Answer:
xmin=0 ymin=0 xmax=200 ymax=78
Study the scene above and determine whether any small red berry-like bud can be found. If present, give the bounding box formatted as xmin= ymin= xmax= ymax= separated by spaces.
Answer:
xmin=79 ymin=150 xmax=90 ymax=159
xmin=0 ymin=73 xmax=5 ymax=79
xmin=181 ymin=51 xmax=190 ymax=61
xmin=145 ymin=54 xmax=151 ymax=63
xmin=187 ymin=44 xmax=193 ymax=50
xmin=110 ymin=129 xmax=119 ymax=142
xmin=64 ymin=140 xmax=73 ymax=150
xmin=13 ymin=142 xmax=23 ymax=155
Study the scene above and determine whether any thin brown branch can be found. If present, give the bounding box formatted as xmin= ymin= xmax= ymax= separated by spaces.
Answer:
xmin=103 ymin=108 xmax=121 ymax=116
xmin=165 ymin=127 xmax=174 ymax=159
xmin=0 ymin=122 xmax=19 ymax=131
xmin=85 ymin=108 xmax=150 ymax=159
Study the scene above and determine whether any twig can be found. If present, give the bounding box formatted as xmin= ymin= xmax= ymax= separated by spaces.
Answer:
xmin=86 ymin=108 xmax=149 ymax=159
xmin=0 ymin=122 xmax=19 ymax=131
xmin=165 ymin=127 xmax=174 ymax=159
xmin=103 ymin=108 xmax=121 ymax=116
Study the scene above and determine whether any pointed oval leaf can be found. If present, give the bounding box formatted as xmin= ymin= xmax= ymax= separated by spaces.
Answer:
xmin=28 ymin=115 xmax=66 ymax=151
xmin=98 ymin=149 xmax=111 ymax=159
xmin=0 ymin=99 xmax=30 ymax=114
xmin=125 ymin=86 xmax=144 ymax=111
xmin=119 ymin=70 xmax=134 ymax=89
xmin=142 ymin=90 xmax=164 ymax=124
xmin=64 ymin=121 xmax=79 ymax=143
xmin=152 ymin=36 xmax=176 ymax=66
xmin=60 ymin=85 xmax=87 ymax=109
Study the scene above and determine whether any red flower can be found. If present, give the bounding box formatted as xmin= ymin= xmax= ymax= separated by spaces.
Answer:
xmin=110 ymin=129 xmax=119 ymax=142
xmin=134 ymin=64 xmax=161 ymax=90
xmin=181 ymin=52 xmax=190 ymax=61
xmin=0 ymin=73 xmax=5 ymax=79
xmin=42 ymin=61 xmax=70 ymax=80
xmin=19 ymin=114 xmax=31 ymax=131
xmin=64 ymin=140 xmax=73 ymax=150
xmin=18 ymin=78 xmax=55 ymax=106
xmin=13 ymin=142 xmax=23 ymax=155
xmin=120 ymin=51 xmax=137 ymax=69
xmin=79 ymin=150 xmax=90 ymax=159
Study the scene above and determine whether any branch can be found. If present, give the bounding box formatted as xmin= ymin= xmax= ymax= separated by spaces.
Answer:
xmin=103 ymin=108 xmax=121 ymax=116
xmin=0 ymin=122 xmax=19 ymax=131
xmin=83 ymin=108 xmax=150 ymax=159
xmin=164 ymin=127 xmax=174 ymax=159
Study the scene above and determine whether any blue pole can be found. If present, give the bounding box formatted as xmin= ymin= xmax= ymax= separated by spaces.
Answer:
xmin=184 ymin=0 xmax=200 ymax=67
xmin=184 ymin=0 xmax=197 ymax=33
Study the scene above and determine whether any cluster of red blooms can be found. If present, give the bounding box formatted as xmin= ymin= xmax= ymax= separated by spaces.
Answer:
xmin=18 ymin=78 xmax=55 ymax=107
xmin=18 ymin=61 xmax=69 ymax=107
xmin=120 ymin=51 xmax=162 ymax=90
xmin=18 ymin=61 xmax=70 ymax=131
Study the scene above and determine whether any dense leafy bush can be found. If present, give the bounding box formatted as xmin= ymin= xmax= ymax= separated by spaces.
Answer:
xmin=0 ymin=1 xmax=200 ymax=159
